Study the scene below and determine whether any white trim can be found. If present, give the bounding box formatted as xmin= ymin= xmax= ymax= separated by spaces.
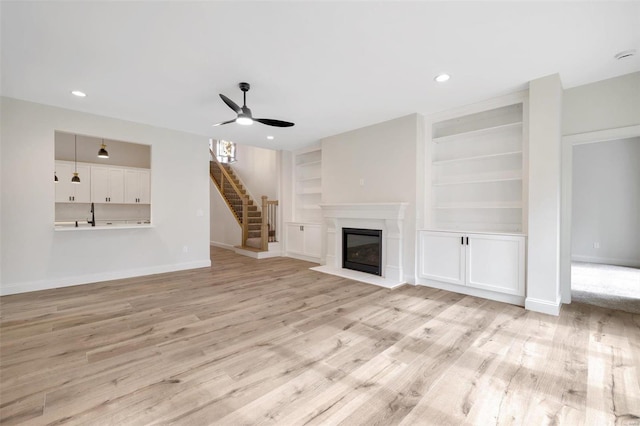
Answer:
xmin=571 ymin=255 xmax=640 ymax=268
xmin=0 ymin=259 xmax=212 ymax=296
xmin=563 ymin=125 xmax=640 ymax=145
xmin=211 ymin=241 xmax=235 ymax=250
xmin=311 ymin=265 xmax=406 ymax=289
xmin=525 ymin=295 xmax=561 ymax=316
xmin=424 ymin=91 xmax=529 ymax=123
xmin=560 ymin=124 xmax=640 ymax=304
xmin=416 ymin=279 xmax=525 ymax=307
xmin=285 ymin=252 xmax=321 ymax=263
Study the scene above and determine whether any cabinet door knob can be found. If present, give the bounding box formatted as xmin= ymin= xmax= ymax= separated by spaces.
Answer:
xmin=461 ymin=236 xmax=464 ymax=245
xmin=466 ymin=237 xmax=469 ymax=245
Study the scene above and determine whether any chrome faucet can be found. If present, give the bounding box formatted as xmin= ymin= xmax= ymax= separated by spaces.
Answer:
xmin=88 ymin=202 xmax=96 ymax=227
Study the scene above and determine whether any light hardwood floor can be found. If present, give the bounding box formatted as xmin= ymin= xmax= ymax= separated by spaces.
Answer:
xmin=1 ymin=247 xmax=639 ymax=425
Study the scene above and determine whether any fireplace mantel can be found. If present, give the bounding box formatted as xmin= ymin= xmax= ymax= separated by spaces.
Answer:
xmin=311 ymin=202 xmax=408 ymax=288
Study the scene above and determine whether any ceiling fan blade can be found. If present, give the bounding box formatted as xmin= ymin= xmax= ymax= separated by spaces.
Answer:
xmin=219 ymin=94 xmax=241 ymax=113
xmin=212 ymin=119 xmax=236 ymax=127
xmin=254 ymin=118 xmax=295 ymax=127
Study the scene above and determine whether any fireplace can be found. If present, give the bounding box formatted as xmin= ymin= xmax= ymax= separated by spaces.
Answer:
xmin=342 ymin=228 xmax=382 ymax=276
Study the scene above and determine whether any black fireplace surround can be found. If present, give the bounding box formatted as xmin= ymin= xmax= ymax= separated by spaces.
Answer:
xmin=342 ymin=228 xmax=382 ymax=276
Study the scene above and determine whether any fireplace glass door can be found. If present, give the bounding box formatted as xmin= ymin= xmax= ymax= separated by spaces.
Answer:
xmin=342 ymin=228 xmax=382 ymax=276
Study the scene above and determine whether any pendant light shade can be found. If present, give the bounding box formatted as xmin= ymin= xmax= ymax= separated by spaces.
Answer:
xmin=72 ymin=134 xmax=81 ymax=184
xmin=98 ymin=140 xmax=109 ymax=158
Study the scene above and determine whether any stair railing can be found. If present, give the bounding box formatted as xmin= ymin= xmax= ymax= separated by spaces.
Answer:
xmin=261 ymin=196 xmax=279 ymax=250
xmin=210 ymin=149 xmax=250 ymax=246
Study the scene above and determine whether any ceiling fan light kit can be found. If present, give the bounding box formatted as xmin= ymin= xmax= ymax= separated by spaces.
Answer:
xmin=213 ymin=82 xmax=294 ymax=128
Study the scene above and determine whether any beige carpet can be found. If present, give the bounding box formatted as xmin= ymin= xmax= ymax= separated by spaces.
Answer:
xmin=572 ymin=261 xmax=640 ymax=314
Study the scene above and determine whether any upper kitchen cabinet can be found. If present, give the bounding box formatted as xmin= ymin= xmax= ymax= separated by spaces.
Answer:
xmin=124 ymin=169 xmax=150 ymax=204
xmin=55 ymin=161 xmax=91 ymax=203
xmin=91 ymin=166 xmax=125 ymax=203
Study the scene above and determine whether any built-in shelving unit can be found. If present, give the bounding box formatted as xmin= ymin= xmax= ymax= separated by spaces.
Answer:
xmin=430 ymin=102 xmax=526 ymax=234
xmin=294 ymin=148 xmax=322 ymax=223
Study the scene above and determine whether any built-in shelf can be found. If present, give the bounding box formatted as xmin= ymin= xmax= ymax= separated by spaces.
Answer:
xmin=294 ymin=147 xmax=323 ymax=223
xmin=432 ymin=121 xmax=522 ymax=144
xmin=434 ymin=201 xmax=522 ymax=209
xmin=433 ymin=151 xmax=522 ymax=165
xmin=429 ymin=100 xmax=525 ymax=234
xmin=433 ymin=174 xmax=522 ymax=186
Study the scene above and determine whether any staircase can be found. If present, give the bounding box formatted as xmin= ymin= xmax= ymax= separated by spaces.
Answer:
xmin=209 ymin=154 xmax=278 ymax=252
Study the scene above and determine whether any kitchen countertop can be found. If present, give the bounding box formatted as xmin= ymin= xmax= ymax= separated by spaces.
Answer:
xmin=54 ymin=221 xmax=153 ymax=231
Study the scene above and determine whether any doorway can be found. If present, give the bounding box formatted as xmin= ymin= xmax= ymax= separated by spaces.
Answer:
xmin=565 ymin=135 xmax=640 ymax=313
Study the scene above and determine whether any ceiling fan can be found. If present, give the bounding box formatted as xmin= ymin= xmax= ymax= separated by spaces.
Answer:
xmin=213 ymin=82 xmax=294 ymax=128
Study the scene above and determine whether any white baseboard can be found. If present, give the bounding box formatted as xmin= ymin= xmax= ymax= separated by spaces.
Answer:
xmin=211 ymin=241 xmax=235 ymax=251
xmin=285 ymin=252 xmax=321 ymax=264
xmin=525 ymin=295 xmax=562 ymax=316
xmin=417 ymin=279 xmax=525 ymax=307
xmin=0 ymin=259 xmax=212 ymax=296
xmin=571 ymin=255 xmax=640 ymax=268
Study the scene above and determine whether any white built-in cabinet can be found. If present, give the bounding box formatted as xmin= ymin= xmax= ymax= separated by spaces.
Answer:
xmin=124 ymin=169 xmax=150 ymax=204
xmin=54 ymin=161 xmax=91 ymax=203
xmin=418 ymin=231 xmax=525 ymax=297
xmin=285 ymin=146 xmax=323 ymax=263
xmin=419 ymin=94 xmax=528 ymax=305
xmin=285 ymin=223 xmax=321 ymax=261
xmin=91 ymin=166 xmax=125 ymax=203
xmin=293 ymin=148 xmax=322 ymax=223
xmin=430 ymin=102 xmax=526 ymax=233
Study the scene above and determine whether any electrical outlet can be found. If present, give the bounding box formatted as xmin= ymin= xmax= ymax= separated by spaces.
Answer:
xmin=359 ymin=178 xmax=365 ymax=186
xmin=593 ymin=242 xmax=600 ymax=249
xmin=183 ymin=245 xmax=189 ymax=253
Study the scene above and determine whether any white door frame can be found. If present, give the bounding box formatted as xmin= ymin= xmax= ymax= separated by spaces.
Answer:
xmin=560 ymin=124 xmax=640 ymax=303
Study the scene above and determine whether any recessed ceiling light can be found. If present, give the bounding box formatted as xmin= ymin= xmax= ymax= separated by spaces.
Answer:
xmin=614 ymin=49 xmax=636 ymax=60
xmin=434 ymin=74 xmax=450 ymax=83
xmin=71 ymin=90 xmax=87 ymax=97
xmin=267 ymin=136 xmax=274 ymax=140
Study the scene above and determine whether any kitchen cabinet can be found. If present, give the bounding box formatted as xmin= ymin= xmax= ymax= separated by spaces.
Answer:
xmin=286 ymin=222 xmax=321 ymax=262
xmin=55 ymin=161 xmax=91 ymax=203
xmin=418 ymin=230 xmax=525 ymax=297
xmin=91 ymin=166 xmax=124 ymax=203
xmin=124 ymin=169 xmax=150 ymax=204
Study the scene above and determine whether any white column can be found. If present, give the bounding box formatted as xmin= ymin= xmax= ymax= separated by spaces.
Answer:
xmin=526 ymin=74 xmax=563 ymax=315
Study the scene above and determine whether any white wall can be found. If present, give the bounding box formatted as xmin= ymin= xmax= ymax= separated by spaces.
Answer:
xmin=232 ymin=144 xmax=278 ymax=200
xmin=572 ymin=137 xmax=640 ymax=267
xmin=0 ymin=97 xmax=211 ymax=295
xmin=563 ymin=71 xmax=640 ymax=135
xmin=526 ymin=74 xmax=563 ymax=315
xmin=209 ymin=180 xmax=241 ymax=249
xmin=321 ymin=114 xmax=420 ymax=282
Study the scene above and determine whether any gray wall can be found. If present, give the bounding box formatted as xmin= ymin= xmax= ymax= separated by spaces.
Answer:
xmin=572 ymin=137 xmax=640 ymax=267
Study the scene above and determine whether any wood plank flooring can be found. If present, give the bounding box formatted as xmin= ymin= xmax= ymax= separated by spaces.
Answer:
xmin=1 ymin=247 xmax=639 ymax=425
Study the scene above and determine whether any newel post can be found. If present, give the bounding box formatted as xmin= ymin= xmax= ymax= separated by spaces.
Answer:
xmin=261 ymin=196 xmax=268 ymax=251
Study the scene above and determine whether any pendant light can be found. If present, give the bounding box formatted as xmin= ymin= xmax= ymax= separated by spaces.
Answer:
xmin=98 ymin=139 xmax=109 ymax=158
xmin=71 ymin=134 xmax=81 ymax=184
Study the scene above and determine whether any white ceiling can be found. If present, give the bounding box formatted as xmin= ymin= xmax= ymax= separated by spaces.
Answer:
xmin=2 ymin=1 xmax=639 ymax=151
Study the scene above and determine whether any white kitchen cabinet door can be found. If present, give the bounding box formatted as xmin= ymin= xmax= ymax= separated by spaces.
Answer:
xmin=418 ymin=231 xmax=466 ymax=285
xmin=55 ymin=162 xmax=90 ymax=203
xmin=466 ymin=234 xmax=525 ymax=296
xmin=302 ymin=224 xmax=321 ymax=258
xmin=124 ymin=169 xmax=150 ymax=204
xmin=91 ymin=167 xmax=124 ymax=203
